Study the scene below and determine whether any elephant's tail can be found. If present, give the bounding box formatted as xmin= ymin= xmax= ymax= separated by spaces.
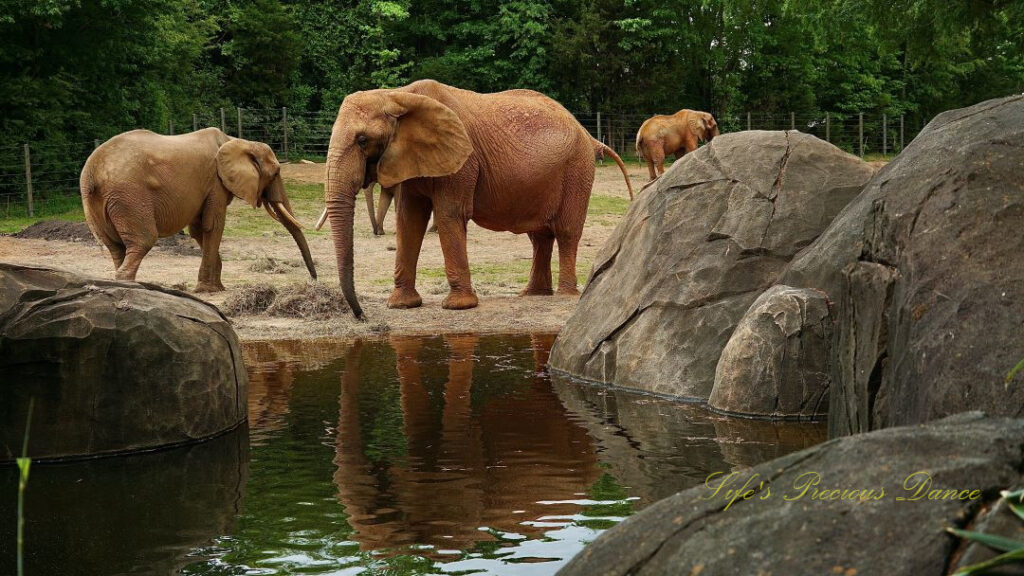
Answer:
xmin=595 ymin=139 xmax=634 ymax=200
xmin=79 ymin=164 xmax=106 ymax=246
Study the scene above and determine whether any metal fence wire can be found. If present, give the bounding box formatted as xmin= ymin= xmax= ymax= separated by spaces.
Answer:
xmin=0 ymin=109 xmax=924 ymax=220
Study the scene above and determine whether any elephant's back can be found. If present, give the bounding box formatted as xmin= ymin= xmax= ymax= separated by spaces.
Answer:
xmin=89 ymin=130 xmax=218 ymax=189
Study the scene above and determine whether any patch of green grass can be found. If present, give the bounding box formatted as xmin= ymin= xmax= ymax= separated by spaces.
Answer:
xmin=588 ymin=194 xmax=629 ymax=216
xmin=588 ymin=194 xmax=630 ymax=226
xmin=0 ymin=197 xmax=85 ymax=234
xmin=225 ymin=181 xmax=328 ymax=238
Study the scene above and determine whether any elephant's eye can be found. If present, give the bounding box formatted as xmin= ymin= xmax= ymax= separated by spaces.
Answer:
xmin=356 ymin=134 xmax=368 ymax=148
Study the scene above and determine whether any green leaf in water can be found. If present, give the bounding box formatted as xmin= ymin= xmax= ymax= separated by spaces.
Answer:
xmin=952 ymin=547 xmax=1024 ymax=576
xmin=1006 ymin=357 xmax=1024 ymax=389
xmin=17 ymin=457 xmax=31 ymax=484
xmin=945 ymin=527 xmax=1024 ymax=553
xmin=1001 ymin=489 xmax=1024 ymax=523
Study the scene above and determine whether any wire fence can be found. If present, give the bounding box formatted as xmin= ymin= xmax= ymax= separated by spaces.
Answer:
xmin=0 ymin=108 xmax=926 ymax=223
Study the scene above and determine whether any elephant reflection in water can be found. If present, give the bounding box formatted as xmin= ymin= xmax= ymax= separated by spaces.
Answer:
xmin=332 ymin=334 xmax=601 ymax=551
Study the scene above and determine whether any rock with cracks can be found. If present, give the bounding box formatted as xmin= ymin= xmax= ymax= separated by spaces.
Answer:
xmin=772 ymin=95 xmax=1024 ymax=436
xmin=549 ymin=130 xmax=874 ymax=399
xmin=709 ymin=285 xmax=831 ymax=419
xmin=0 ymin=263 xmax=248 ymax=460
xmin=558 ymin=412 xmax=1024 ymax=576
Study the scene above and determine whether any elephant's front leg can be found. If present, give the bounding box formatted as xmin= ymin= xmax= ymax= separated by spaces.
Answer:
xmin=433 ymin=203 xmax=478 ymax=310
xmin=388 ymin=192 xmax=431 ymax=309
xmin=195 ymin=206 xmax=227 ymax=293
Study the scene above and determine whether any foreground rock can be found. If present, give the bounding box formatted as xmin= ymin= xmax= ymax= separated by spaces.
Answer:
xmin=559 ymin=412 xmax=1024 ymax=576
xmin=0 ymin=264 xmax=247 ymax=460
xmin=550 ymin=130 xmax=874 ymax=399
xmin=771 ymin=95 xmax=1024 ymax=435
xmin=709 ymin=285 xmax=831 ymax=418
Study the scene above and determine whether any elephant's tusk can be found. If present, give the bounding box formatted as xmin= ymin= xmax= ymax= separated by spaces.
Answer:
xmin=264 ymin=202 xmax=281 ymax=223
xmin=273 ymin=201 xmax=304 ymax=229
xmin=315 ymin=206 xmax=329 ymax=231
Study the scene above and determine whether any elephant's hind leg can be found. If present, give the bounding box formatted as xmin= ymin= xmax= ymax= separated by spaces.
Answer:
xmin=97 ymin=232 xmax=126 ymax=271
xmin=554 ymin=229 xmax=582 ymax=296
xmin=520 ymin=230 xmax=554 ymax=296
xmin=107 ymin=197 xmax=157 ymax=282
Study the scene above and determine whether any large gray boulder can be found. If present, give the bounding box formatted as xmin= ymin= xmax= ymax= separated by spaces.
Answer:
xmin=549 ymin=130 xmax=874 ymax=399
xmin=709 ymin=285 xmax=831 ymax=418
xmin=0 ymin=264 xmax=248 ymax=460
xmin=770 ymin=95 xmax=1024 ymax=435
xmin=559 ymin=412 xmax=1024 ymax=576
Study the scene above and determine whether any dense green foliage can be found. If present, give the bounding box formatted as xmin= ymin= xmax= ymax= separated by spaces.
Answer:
xmin=1 ymin=0 xmax=1021 ymax=146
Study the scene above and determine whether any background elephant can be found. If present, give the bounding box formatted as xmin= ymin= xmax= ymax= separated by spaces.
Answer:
xmin=354 ymin=137 xmax=635 ymax=236
xmin=322 ymin=79 xmax=633 ymax=318
xmin=635 ymin=109 xmax=719 ymax=180
xmin=80 ymin=128 xmax=315 ymax=291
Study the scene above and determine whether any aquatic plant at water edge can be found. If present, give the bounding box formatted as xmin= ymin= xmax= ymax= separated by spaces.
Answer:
xmin=16 ymin=398 xmax=34 ymax=576
xmin=947 ymin=487 xmax=1024 ymax=575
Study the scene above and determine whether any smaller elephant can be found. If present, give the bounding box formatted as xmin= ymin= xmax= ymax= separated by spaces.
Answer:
xmin=636 ymin=109 xmax=719 ymax=181
xmin=80 ymin=128 xmax=316 ymax=291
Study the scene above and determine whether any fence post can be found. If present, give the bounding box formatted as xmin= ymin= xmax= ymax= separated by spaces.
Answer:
xmin=858 ymin=113 xmax=864 ymax=157
xmin=168 ymin=120 xmax=174 ymax=135
xmin=237 ymin=107 xmax=243 ymax=138
xmin=746 ymin=111 xmax=751 ymax=131
xmin=94 ymin=139 xmax=100 ymax=149
xmin=882 ymin=114 xmax=887 ymax=155
xmin=23 ymin=144 xmax=33 ymax=218
xmin=596 ymin=112 xmax=602 ymax=143
xmin=900 ymin=114 xmax=905 ymax=151
xmin=220 ymin=108 xmax=226 ymax=133
xmin=282 ymin=107 xmax=289 ymax=159
xmin=193 ymin=113 xmax=198 ymax=133
xmin=790 ymin=112 xmax=795 ymax=131
xmin=825 ymin=113 xmax=830 ymax=142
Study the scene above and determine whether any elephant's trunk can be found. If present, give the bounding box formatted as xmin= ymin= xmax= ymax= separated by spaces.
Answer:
xmin=271 ymin=201 xmax=317 ymax=280
xmin=325 ymin=148 xmax=364 ymax=319
xmin=328 ymin=192 xmax=361 ymax=319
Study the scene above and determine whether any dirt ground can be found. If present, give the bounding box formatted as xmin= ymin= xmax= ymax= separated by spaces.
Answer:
xmin=0 ymin=162 xmax=644 ymax=341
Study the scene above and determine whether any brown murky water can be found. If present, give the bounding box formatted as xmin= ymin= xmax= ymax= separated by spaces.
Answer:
xmin=2 ymin=334 xmax=825 ymax=575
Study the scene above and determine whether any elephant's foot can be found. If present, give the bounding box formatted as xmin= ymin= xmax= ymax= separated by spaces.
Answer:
xmin=195 ymin=281 xmax=226 ymax=293
xmin=442 ymin=291 xmax=479 ymax=310
xmin=556 ymin=286 xmax=580 ymax=296
xmin=519 ymin=286 xmax=553 ymax=296
xmin=388 ymin=287 xmax=423 ymax=309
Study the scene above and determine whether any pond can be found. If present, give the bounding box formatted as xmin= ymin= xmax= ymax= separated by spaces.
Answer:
xmin=1 ymin=334 xmax=825 ymax=575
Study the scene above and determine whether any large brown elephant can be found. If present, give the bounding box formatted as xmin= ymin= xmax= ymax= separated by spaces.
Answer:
xmin=635 ymin=109 xmax=720 ymax=180
xmin=355 ymin=137 xmax=634 ymax=236
xmin=320 ymin=79 xmax=632 ymax=318
xmin=80 ymin=128 xmax=315 ymax=291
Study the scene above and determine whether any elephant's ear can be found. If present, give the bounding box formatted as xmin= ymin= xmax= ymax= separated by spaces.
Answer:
xmin=216 ymin=139 xmax=261 ymax=208
xmin=376 ymin=91 xmax=473 ymax=188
